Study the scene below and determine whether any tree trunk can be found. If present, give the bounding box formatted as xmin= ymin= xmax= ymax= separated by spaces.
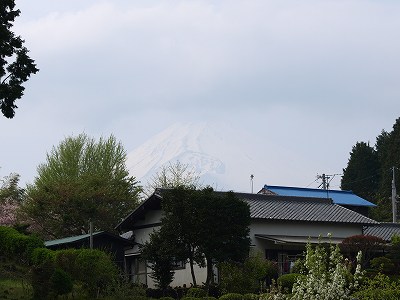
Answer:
xmin=205 ymin=256 xmax=214 ymax=291
xmin=189 ymin=253 xmax=197 ymax=287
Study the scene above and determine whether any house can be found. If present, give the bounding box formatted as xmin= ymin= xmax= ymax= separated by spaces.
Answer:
xmin=364 ymin=223 xmax=400 ymax=242
xmin=259 ymin=185 xmax=376 ymax=216
xmin=45 ymin=231 xmax=134 ymax=270
xmin=116 ymin=189 xmax=377 ymax=287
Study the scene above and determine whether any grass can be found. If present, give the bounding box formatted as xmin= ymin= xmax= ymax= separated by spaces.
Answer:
xmin=0 ymin=279 xmax=32 ymax=300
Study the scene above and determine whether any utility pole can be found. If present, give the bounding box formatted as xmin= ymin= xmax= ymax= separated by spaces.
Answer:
xmin=392 ymin=167 xmax=397 ymax=223
xmin=317 ymin=174 xmax=328 ymax=189
xmin=322 ymin=174 xmax=327 ymax=190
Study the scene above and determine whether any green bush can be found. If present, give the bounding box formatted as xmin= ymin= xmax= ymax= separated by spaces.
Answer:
xmin=219 ymin=293 xmax=244 ymax=300
xmin=187 ymin=287 xmax=207 ymax=298
xmin=31 ymin=258 xmax=55 ymax=299
xmin=54 ymin=248 xmax=79 ymax=279
xmin=291 ymin=258 xmax=306 ymax=274
xmin=31 ymin=248 xmax=55 ymax=266
xmin=370 ymin=256 xmax=395 ymax=274
xmin=159 ymin=297 xmax=175 ymax=300
xmin=243 ymin=293 xmax=259 ymax=300
xmin=182 ymin=296 xmax=200 ymax=300
xmin=49 ymin=268 xmax=73 ymax=296
xmin=277 ymin=273 xmax=303 ymax=294
xmin=219 ymin=253 xmax=278 ymax=294
xmin=74 ymin=248 xmax=119 ymax=297
xmin=0 ymin=226 xmax=44 ymax=263
xmin=352 ymin=273 xmax=400 ymax=300
xmin=202 ymin=297 xmax=217 ymax=300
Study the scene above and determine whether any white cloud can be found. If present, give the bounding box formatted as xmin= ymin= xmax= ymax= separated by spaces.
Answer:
xmin=3 ymin=0 xmax=399 ymax=187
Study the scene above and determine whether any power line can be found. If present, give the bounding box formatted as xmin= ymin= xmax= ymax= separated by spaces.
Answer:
xmin=306 ymin=177 xmax=319 ymax=187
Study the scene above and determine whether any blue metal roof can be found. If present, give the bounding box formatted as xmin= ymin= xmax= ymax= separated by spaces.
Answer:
xmin=262 ymin=185 xmax=376 ymax=207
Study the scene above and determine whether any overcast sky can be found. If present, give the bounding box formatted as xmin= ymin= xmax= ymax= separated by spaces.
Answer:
xmin=1 ymin=0 xmax=399 ymax=190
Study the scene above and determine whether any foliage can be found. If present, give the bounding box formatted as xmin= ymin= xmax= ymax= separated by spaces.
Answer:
xmin=0 ymin=173 xmax=25 ymax=226
xmin=31 ymin=249 xmax=55 ymax=299
xmin=186 ymin=287 xmax=207 ymax=298
xmin=0 ymin=0 xmax=39 ymax=118
xmin=159 ymin=297 xmax=176 ymax=300
xmin=242 ymin=293 xmax=258 ymax=300
xmin=341 ymin=142 xmax=379 ymax=201
xmin=160 ymin=186 xmax=204 ymax=287
xmin=74 ymin=248 xmax=119 ymax=297
xmin=291 ymin=241 xmax=363 ymax=300
xmin=182 ymin=297 xmax=200 ymax=300
xmin=159 ymin=187 xmax=251 ymax=287
xmin=107 ymin=281 xmax=147 ymax=299
xmin=340 ymin=234 xmax=385 ymax=267
xmin=341 ymin=117 xmax=400 ymax=221
xmin=31 ymin=247 xmax=119 ymax=298
xmin=49 ymin=268 xmax=73 ymax=297
xmin=0 ymin=279 xmax=32 ymax=299
xmin=277 ymin=273 xmax=303 ymax=294
xmin=22 ymin=133 xmax=141 ymax=239
xmin=387 ymin=234 xmax=400 ymax=270
xmin=140 ymin=229 xmax=176 ymax=290
xmin=144 ymin=161 xmax=201 ymax=196
xmin=194 ymin=188 xmax=251 ymax=286
xmin=219 ymin=252 xmax=278 ymax=294
xmin=0 ymin=226 xmax=44 ymax=263
xmin=370 ymin=256 xmax=395 ymax=274
xmin=202 ymin=297 xmax=217 ymax=300
xmin=290 ymin=258 xmax=306 ymax=274
xmin=352 ymin=273 xmax=400 ymax=300
xmin=219 ymin=293 xmax=244 ymax=300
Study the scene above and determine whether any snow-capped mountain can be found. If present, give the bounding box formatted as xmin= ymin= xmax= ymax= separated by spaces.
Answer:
xmin=126 ymin=121 xmax=344 ymax=192
xmin=126 ymin=121 xmax=294 ymax=192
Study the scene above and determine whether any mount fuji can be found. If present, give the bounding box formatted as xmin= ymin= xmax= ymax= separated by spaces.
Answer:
xmin=126 ymin=121 xmax=302 ymax=192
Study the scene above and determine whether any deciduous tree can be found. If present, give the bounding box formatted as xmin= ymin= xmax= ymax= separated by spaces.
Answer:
xmin=144 ymin=161 xmax=201 ymax=196
xmin=158 ymin=187 xmax=250 ymax=288
xmin=21 ymin=134 xmax=141 ymax=239
xmin=0 ymin=0 xmax=39 ymax=118
xmin=0 ymin=172 xmax=25 ymax=226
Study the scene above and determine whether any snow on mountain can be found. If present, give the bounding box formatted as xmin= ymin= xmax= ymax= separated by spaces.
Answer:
xmin=126 ymin=121 xmax=300 ymax=192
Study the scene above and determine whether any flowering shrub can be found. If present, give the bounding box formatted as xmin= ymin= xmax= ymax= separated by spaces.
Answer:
xmin=291 ymin=240 xmax=363 ymax=300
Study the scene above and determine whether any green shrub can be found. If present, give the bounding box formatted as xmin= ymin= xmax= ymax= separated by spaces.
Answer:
xmin=31 ymin=258 xmax=55 ymax=299
xmin=0 ymin=226 xmax=44 ymax=263
xmin=187 ymin=287 xmax=207 ymax=298
xmin=54 ymin=248 xmax=79 ymax=278
xmin=243 ymin=293 xmax=259 ymax=300
xmin=203 ymin=297 xmax=217 ymax=300
xmin=219 ymin=252 xmax=278 ymax=295
xmin=49 ymin=268 xmax=73 ymax=296
xmin=352 ymin=273 xmax=400 ymax=300
xmin=370 ymin=256 xmax=395 ymax=274
xmin=31 ymin=248 xmax=55 ymax=266
xmin=219 ymin=293 xmax=244 ymax=300
xmin=182 ymin=296 xmax=200 ymax=300
xmin=291 ymin=258 xmax=306 ymax=274
xmin=159 ymin=297 xmax=175 ymax=300
xmin=277 ymin=273 xmax=303 ymax=294
xmin=74 ymin=248 xmax=119 ymax=297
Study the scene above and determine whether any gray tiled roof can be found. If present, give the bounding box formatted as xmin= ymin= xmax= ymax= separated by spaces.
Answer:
xmin=364 ymin=223 xmax=400 ymax=242
xmin=233 ymin=193 xmax=377 ymax=225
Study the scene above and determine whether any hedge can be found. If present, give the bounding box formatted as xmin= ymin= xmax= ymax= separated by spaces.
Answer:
xmin=0 ymin=226 xmax=44 ymax=263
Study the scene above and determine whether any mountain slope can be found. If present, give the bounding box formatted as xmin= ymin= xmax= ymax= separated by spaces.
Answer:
xmin=126 ymin=121 xmax=300 ymax=192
